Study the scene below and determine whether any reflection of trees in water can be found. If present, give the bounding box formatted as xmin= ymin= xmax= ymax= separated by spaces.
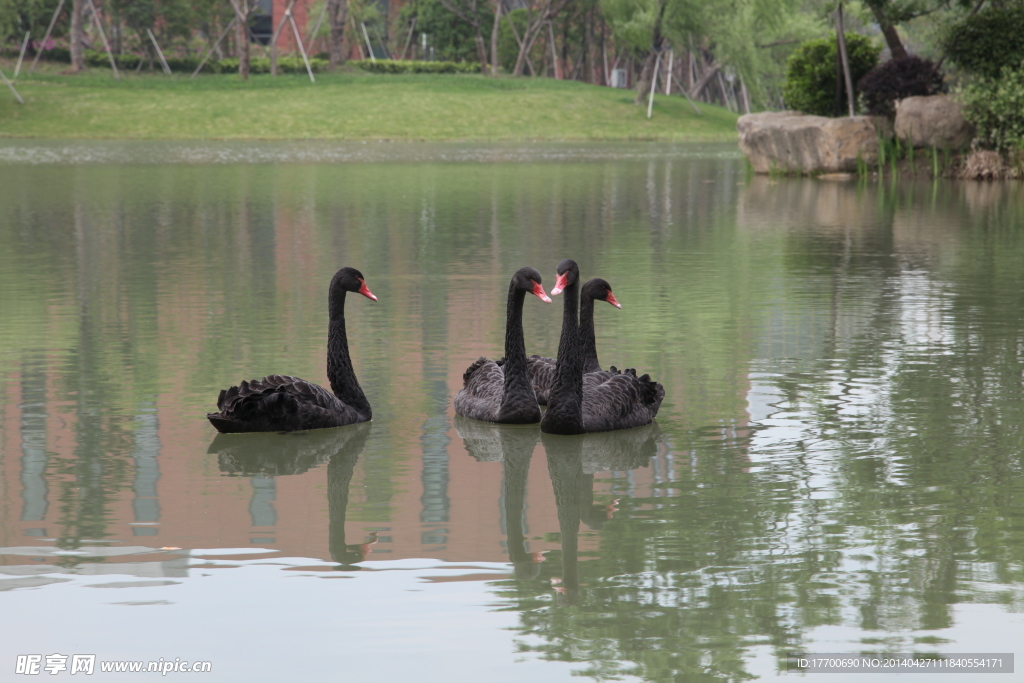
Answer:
xmin=741 ymin=176 xmax=1024 ymax=633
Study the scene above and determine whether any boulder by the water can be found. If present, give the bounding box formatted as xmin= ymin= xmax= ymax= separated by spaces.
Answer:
xmin=737 ymin=112 xmax=885 ymax=175
xmin=894 ymin=95 xmax=974 ymax=150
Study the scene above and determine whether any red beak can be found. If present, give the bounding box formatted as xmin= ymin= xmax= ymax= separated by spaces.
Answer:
xmin=550 ymin=272 xmax=569 ymax=296
xmin=358 ymin=279 xmax=378 ymax=301
xmin=532 ymin=281 xmax=552 ymax=303
xmin=606 ymin=291 xmax=622 ymax=309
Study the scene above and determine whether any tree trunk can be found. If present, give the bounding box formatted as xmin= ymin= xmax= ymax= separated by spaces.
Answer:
xmin=232 ymin=0 xmax=250 ymax=79
xmin=633 ymin=0 xmax=666 ymax=104
xmin=869 ymin=4 xmax=908 ymax=60
xmin=634 ymin=47 xmax=661 ymax=104
xmin=490 ymin=0 xmax=501 ymax=75
xmin=327 ymin=0 xmax=348 ymax=68
xmin=474 ymin=30 xmax=488 ymax=72
xmin=71 ymin=0 xmax=85 ymax=71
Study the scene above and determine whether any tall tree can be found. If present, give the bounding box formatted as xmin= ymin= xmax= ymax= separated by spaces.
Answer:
xmin=228 ymin=0 xmax=249 ymax=78
xmin=506 ymin=0 xmax=573 ymax=75
xmin=434 ymin=0 xmax=491 ymax=69
xmin=70 ymin=0 xmax=83 ymax=70
xmin=326 ymin=0 xmax=347 ymax=67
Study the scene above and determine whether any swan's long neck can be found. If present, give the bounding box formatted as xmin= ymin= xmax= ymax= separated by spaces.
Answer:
xmin=327 ymin=291 xmax=371 ymax=417
xmin=500 ymin=282 xmax=533 ymax=404
xmin=579 ymin=294 xmax=601 ymax=374
xmin=541 ymin=279 xmax=584 ymax=434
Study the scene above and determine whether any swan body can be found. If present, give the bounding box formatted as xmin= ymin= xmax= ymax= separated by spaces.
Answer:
xmin=207 ymin=267 xmax=377 ymax=434
xmin=454 ymin=267 xmax=552 ymax=424
xmin=540 ymin=260 xmax=664 ymax=435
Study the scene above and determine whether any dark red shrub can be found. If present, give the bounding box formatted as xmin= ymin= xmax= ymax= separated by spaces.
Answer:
xmin=858 ymin=56 xmax=944 ymax=118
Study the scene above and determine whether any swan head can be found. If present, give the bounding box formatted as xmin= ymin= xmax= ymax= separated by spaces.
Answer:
xmin=582 ymin=278 xmax=621 ymax=309
xmin=513 ymin=267 xmax=551 ymax=303
xmin=330 ymin=267 xmax=378 ymax=302
xmin=550 ymin=259 xmax=579 ymax=296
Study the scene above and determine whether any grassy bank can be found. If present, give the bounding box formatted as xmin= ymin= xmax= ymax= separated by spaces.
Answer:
xmin=0 ymin=61 xmax=739 ymax=141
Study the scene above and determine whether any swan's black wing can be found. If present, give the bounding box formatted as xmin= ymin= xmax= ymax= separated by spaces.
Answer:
xmin=207 ymin=374 xmax=366 ymax=433
xmin=529 ymin=356 xmax=619 ymax=406
xmin=527 ymin=355 xmax=557 ymax=405
xmin=453 ymin=357 xmax=504 ymax=422
xmin=581 ymin=367 xmax=663 ymax=433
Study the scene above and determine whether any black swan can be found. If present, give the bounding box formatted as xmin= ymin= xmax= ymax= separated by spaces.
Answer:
xmin=540 ymin=260 xmax=664 ymax=435
xmin=207 ymin=267 xmax=377 ymax=433
xmin=453 ymin=267 xmax=552 ymax=424
xmin=528 ymin=269 xmax=622 ymax=405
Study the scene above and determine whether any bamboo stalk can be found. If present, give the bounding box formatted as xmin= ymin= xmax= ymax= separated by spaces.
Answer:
xmin=29 ymin=0 xmax=65 ymax=74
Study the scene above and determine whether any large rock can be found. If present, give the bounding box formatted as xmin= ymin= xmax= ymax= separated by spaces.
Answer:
xmin=737 ymin=112 xmax=884 ymax=175
xmin=894 ymin=95 xmax=973 ymax=150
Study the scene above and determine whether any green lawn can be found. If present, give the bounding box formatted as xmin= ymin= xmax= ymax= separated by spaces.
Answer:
xmin=0 ymin=61 xmax=739 ymax=141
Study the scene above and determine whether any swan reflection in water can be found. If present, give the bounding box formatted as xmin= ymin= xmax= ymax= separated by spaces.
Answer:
xmin=456 ymin=417 xmax=661 ymax=604
xmin=209 ymin=423 xmax=374 ymax=569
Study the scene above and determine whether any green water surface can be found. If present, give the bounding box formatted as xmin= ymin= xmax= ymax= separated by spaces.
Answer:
xmin=0 ymin=142 xmax=1021 ymax=682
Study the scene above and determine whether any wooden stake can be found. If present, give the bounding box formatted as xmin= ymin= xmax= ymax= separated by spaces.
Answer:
xmin=192 ymin=17 xmax=237 ymax=78
xmin=0 ymin=66 xmax=25 ymax=104
xmin=647 ymin=50 xmax=661 ymax=119
xmin=305 ymin=0 xmax=330 ymax=54
xmin=268 ymin=0 xmax=299 ymax=76
xmin=836 ymin=2 xmax=855 ymax=117
xmin=288 ymin=11 xmax=315 ymax=82
xmin=399 ymin=17 xmax=417 ymax=60
xmin=361 ymin=22 xmax=375 ymax=63
xmin=146 ymin=28 xmax=172 ymax=75
xmin=86 ymin=0 xmax=120 ymax=80
xmin=664 ymin=48 xmax=673 ymax=95
xmin=14 ymin=32 xmax=30 ymax=78
xmin=29 ymin=0 xmax=66 ymax=74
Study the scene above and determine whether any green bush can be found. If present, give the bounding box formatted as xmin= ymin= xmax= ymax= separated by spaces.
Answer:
xmin=206 ymin=56 xmax=328 ymax=74
xmin=350 ymin=59 xmax=479 ymax=74
xmin=782 ymin=33 xmax=880 ymax=117
xmin=943 ymin=6 xmax=1024 ymax=80
xmin=960 ymin=61 xmax=1024 ymax=152
xmin=34 ymin=46 xmax=71 ymax=63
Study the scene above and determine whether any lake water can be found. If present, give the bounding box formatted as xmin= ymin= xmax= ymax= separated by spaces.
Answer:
xmin=0 ymin=141 xmax=1022 ymax=682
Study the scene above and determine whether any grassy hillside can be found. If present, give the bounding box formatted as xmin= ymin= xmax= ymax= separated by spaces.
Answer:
xmin=0 ymin=61 xmax=739 ymax=141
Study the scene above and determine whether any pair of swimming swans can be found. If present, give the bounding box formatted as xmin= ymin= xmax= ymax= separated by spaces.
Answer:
xmin=207 ymin=262 xmax=663 ymax=435
xmin=453 ymin=259 xmax=664 ymax=434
